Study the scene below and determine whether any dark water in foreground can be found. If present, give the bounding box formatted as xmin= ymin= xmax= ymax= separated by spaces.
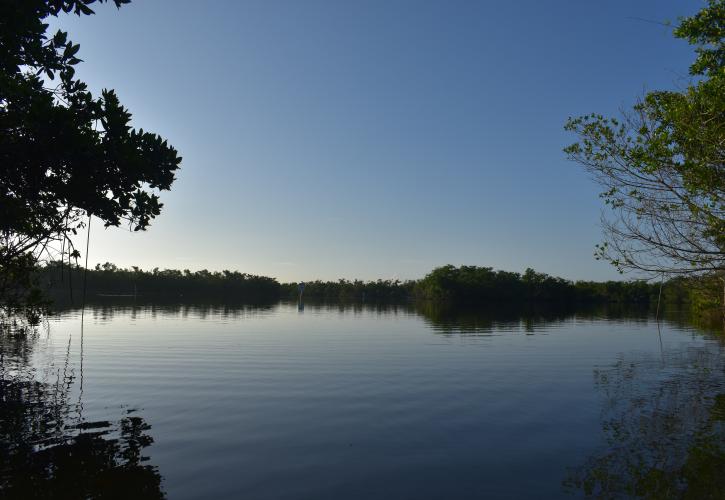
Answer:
xmin=1 ymin=303 xmax=724 ymax=499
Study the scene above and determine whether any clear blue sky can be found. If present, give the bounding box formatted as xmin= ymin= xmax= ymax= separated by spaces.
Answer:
xmin=55 ymin=0 xmax=700 ymax=282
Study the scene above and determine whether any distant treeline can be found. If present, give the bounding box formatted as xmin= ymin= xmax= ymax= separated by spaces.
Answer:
xmin=412 ymin=265 xmax=690 ymax=306
xmin=284 ymin=265 xmax=699 ymax=308
xmin=279 ymin=280 xmax=414 ymax=303
xmin=40 ymin=262 xmax=280 ymax=303
xmin=37 ymin=262 xmax=707 ymax=309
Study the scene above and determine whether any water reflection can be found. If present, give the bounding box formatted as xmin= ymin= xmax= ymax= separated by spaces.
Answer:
xmin=564 ymin=343 xmax=725 ymax=498
xmin=49 ymin=299 xmax=707 ymax=333
xmin=414 ymin=302 xmax=678 ymax=336
xmin=50 ymin=299 xmax=277 ymax=323
xmin=3 ymin=301 xmax=723 ymax=499
xmin=417 ymin=303 xmax=576 ymax=335
xmin=51 ymin=299 xmax=417 ymax=322
xmin=0 ymin=322 xmax=164 ymax=499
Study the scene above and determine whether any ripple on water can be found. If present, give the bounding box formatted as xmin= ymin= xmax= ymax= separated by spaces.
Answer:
xmin=2 ymin=303 xmax=723 ymax=499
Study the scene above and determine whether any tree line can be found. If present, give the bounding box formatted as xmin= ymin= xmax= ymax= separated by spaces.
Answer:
xmin=36 ymin=262 xmax=718 ymax=313
xmin=412 ymin=265 xmax=700 ymax=307
xmin=40 ymin=262 xmax=280 ymax=304
xmin=279 ymin=279 xmax=414 ymax=303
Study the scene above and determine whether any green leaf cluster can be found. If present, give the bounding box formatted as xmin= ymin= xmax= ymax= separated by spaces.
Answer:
xmin=564 ymin=0 xmax=724 ymax=279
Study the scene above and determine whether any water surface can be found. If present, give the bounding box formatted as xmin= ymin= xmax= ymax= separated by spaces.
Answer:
xmin=2 ymin=303 xmax=724 ymax=498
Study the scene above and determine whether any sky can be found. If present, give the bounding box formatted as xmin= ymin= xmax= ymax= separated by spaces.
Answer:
xmin=53 ymin=0 xmax=701 ymax=282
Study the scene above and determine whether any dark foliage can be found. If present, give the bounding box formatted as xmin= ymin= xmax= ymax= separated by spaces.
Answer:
xmin=411 ymin=265 xmax=689 ymax=307
xmin=1 ymin=0 xmax=181 ymax=308
xmin=413 ymin=265 xmax=574 ymax=304
xmin=39 ymin=262 xmax=281 ymax=303
xmin=280 ymin=279 xmax=414 ymax=303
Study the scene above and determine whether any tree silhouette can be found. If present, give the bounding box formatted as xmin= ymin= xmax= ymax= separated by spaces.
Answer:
xmin=1 ymin=0 xmax=181 ymax=307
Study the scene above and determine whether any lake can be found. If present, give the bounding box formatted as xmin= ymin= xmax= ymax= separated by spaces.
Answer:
xmin=1 ymin=302 xmax=724 ymax=499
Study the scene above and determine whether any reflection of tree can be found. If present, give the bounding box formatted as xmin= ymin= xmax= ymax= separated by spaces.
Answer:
xmin=295 ymin=301 xmax=411 ymax=316
xmin=50 ymin=300 xmax=417 ymax=323
xmin=50 ymin=299 xmax=277 ymax=323
xmin=564 ymin=345 xmax=725 ymax=499
xmin=0 ymin=325 xmax=164 ymax=499
xmin=416 ymin=302 xmax=567 ymax=334
xmin=415 ymin=302 xmax=659 ymax=335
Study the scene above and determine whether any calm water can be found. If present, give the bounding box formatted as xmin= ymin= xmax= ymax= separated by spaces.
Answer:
xmin=2 ymin=303 xmax=724 ymax=499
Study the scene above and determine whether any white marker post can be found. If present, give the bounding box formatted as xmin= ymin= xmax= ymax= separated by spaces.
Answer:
xmin=297 ymin=282 xmax=306 ymax=311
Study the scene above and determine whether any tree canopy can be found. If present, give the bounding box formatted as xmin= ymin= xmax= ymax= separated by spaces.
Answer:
xmin=1 ymin=0 xmax=181 ymax=304
xmin=564 ymin=0 xmax=724 ymax=278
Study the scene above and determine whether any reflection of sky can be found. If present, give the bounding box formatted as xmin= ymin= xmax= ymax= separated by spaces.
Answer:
xmin=52 ymin=0 xmax=696 ymax=281
xmin=32 ymin=304 xmax=722 ymax=499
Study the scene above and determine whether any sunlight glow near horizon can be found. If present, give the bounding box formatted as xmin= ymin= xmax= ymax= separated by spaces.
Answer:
xmin=53 ymin=0 xmax=698 ymax=282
